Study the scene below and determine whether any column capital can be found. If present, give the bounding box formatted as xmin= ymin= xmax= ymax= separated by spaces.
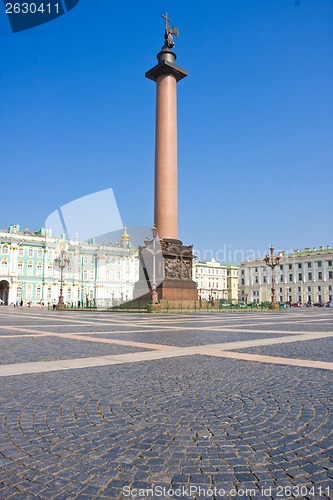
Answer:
xmin=146 ymin=50 xmax=188 ymax=82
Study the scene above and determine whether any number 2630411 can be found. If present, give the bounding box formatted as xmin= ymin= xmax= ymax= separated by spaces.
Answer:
xmin=6 ymin=3 xmax=60 ymax=14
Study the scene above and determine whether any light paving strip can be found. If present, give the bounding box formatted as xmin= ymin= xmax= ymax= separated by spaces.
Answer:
xmin=1 ymin=331 xmax=333 ymax=377
xmin=200 ymin=349 xmax=333 ymax=370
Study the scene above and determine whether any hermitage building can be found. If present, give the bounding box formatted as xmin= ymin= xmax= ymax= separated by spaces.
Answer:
xmin=0 ymin=224 xmax=139 ymax=307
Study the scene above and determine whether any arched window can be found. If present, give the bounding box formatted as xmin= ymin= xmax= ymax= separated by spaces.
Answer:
xmin=26 ymin=284 xmax=32 ymax=299
xmin=27 ymin=261 xmax=33 ymax=276
xmin=37 ymin=249 xmax=43 ymax=258
xmin=28 ymin=248 xmax=34 ymax=257
xmin=37 ymin=263 xmax=42 ymax=277
xmin=17 ymin=261 xmax=23 ymax=275
xmin=46 ymin=287 xmax=52 ymax=300
xmin=16 ymin=286 xmax=22 ymax=299
xmin=1 ymin=259 xmax=8 ymax=275
xmin=2 ymin=245 xmax=9 ymax=255
xmin=36 ymin=287 xmax=41 ymax=300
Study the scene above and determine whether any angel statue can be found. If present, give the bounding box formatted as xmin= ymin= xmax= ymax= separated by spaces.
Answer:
xmin=161 ymin=13 xmax=179 ymax=49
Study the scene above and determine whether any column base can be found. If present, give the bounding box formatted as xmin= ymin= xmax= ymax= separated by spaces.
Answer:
xmin=134 ymin=238 xmax=198 ymax=302
xmin=56 ymin=303 xmax=66 ymax=311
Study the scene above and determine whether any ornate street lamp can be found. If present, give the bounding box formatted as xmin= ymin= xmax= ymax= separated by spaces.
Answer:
xmin=264 ymin=244 xmax=281 ymax=307
xmin=54 ymin=242 xmax=70 ymax=310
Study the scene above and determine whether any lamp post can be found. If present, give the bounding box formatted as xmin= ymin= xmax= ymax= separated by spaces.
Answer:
xmin=264 ymin=245 xmax=281 ymax=307
xmin=54 ymin=243 xmax=70 ymax=310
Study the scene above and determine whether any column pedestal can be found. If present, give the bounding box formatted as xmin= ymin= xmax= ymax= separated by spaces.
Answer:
xmin=134 ymin=237 xmax=197 ymax=302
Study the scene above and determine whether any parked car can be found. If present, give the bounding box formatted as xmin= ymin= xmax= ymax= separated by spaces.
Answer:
xmin=326 ymin=301 xmax=333 ymax=308
xmin=291 ymin=302 xmax=303 ymax=307
xmin=314 ymin=301 xmax=325 ymax=307
xmin=305 ymin=301 xmax=313 ymax=307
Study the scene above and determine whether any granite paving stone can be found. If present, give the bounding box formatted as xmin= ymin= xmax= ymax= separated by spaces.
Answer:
xmin=0 ymin=337 xmax=152 ymax=364
xmin=90 ymin=330 xmax=289 ymax=347
xmin=229 ymin=337 xmax=333 ymax=363
xmin=0 ymin=308 xmax=332 ymax=498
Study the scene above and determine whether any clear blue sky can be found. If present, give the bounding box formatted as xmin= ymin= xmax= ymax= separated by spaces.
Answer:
xmin=1 ymin=0 xmax=332 ymax=263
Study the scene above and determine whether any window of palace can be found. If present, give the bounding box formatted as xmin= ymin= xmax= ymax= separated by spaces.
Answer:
xmin=27 ymin=262 xmax=33 ymax=276
xmin=17 ymin=262 xmax=23 ymax=275
xmin=28 ymin=248 xmax=34 ymax=257
xmin=18 ymin=247 xmax=24 ymax=256
xmin=2 ymin=245 xmax=9 ymax=254
xmin=37 ymin=249 xmax=43 ymax=258
xmin=1 ymin=259 xmax=8 ymax=274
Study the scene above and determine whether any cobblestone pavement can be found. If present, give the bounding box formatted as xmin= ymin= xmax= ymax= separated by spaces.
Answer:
xmin=0 ymin=307 xmax=332 ymax=499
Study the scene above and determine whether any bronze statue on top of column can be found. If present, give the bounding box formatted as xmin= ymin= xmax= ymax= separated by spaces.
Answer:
xmin=161 ymin=12 xmax=179 ymax=49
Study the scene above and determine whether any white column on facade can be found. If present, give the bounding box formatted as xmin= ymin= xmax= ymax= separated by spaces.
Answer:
xmin=9 ymin=246 xmax=18 ymax=275
xmin=8 ymin=280 xmax=15 ymax=304
xmin=323 ymin=259 xmax=328 ymax=282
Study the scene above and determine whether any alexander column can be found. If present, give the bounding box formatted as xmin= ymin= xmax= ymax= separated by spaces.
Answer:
xmin=143 ymin=14 xmax=197 ymax=301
